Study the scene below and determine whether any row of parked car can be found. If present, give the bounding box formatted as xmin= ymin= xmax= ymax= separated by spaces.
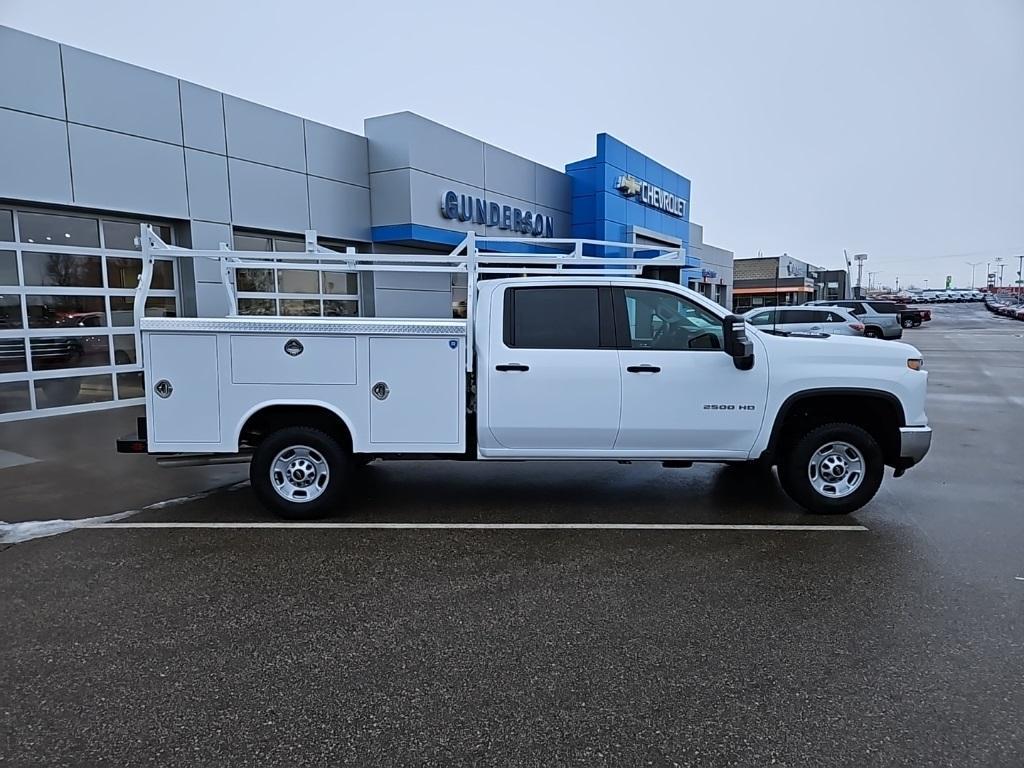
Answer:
xmin=984 ymin=293 xmax=1024 ymax=320
xmin=742 ymin=300 xmax=930 ymax=340
xmin=900 ymin=290 xmax=986 ymax=303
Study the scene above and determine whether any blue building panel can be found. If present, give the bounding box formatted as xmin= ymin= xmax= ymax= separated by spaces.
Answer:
xmin=562 ymin=133 xmax=696 ymax=277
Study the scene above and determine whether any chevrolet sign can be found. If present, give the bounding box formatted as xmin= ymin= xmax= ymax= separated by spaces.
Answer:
xmin=615 ymin=175 xmax=687 ymax=218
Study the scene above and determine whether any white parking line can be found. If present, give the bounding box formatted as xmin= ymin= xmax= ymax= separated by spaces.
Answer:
xmin=91 ymin=522 xmax=868 ymax=531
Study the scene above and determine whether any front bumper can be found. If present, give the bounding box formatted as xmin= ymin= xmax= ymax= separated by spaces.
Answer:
xmin=899 ymin=426 xmax=932 ymax=465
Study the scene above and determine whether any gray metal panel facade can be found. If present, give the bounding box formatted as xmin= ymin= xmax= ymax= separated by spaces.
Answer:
xmin=223 ymin=95 xmax=306 ymax=173
xmin=308 ymin=176 xmax=371 ymax=241
xmin=227 ymin=158 xmax=309 ymax=233
xmin=0 ymin=108 xmax=72 ymax=204
xmin=0 ymin=26 xmax=65 ymax=119
xmin=367 ymin=112 xmax=485 ymax=186
xmin=180 ymin=81 xmax=226 ymax=154
xmin=484 ymin=145 xmax=536 ymax=202
xmin=535 ymin=165 xmax=573 ymax=213
xmin=185 ymin=149 xmax=231 ymax=223
xmin=365 ymin=111 xmax=574 ymax=238
xmin=61 ymin=45 xmax=183 ymax=145
xmin=368 ymin=169 xmax=413 ymax=227
xmin=69 ymin=124 xmax=188 ymax=218
xmin=304 ymin=120 xmax=369 ymax=186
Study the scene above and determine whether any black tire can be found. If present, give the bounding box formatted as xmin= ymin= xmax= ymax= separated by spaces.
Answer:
xmin=249 ymin=426 xmax=351 ymax=520
xmin=864 ymin=327 xmax=881 ymax=338
xmin=901 ymin=317 xmax=914 ymax=328
xmin=777 ymin=422 xmax=884 ymax=515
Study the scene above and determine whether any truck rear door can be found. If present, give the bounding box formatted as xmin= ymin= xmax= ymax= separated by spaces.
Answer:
xmin=485 ymin=285 xmax=620 ymax=450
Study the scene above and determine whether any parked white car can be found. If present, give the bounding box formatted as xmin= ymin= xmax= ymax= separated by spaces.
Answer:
xmin=743 ymin=306 xmax=864 ymax=337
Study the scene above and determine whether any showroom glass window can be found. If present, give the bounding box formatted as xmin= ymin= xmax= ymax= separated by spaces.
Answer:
xmin=0 ymin=207 xmax=177 ymax=419
xmin=232 ymin=229 xmax=359 ymax=317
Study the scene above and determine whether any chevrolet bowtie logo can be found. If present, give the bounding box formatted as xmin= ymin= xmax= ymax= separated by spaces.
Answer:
xmin=615 ymin=175 xmax=642 ymax=196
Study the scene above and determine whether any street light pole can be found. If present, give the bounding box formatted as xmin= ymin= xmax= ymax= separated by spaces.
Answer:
xmin=966 ymin=261 xmax=982 ymax=289
xmin=853 ymin=253 xmax=868 ymax=299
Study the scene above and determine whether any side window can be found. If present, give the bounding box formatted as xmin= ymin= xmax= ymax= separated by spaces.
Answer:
xmin=778 ymin=309 xmax=806 ymax=324
xmin=621 ymin=288 xmax=723 ymax=350
xmin=748 ymin=311 xmax=774 ymax=326
xmin=505 ymin=287 xmax=602 ymax=349
xmin=819 ymin=311 xmax=839 ymax=323
xmin=844 ymin=302 xmax=865 ymax=316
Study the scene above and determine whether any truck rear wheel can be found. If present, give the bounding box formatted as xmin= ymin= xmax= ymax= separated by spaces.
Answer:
xmin=777 ymin=423 xmax=883 ymax=515
xmin=250 ymin=426 xmax=351 ymax=519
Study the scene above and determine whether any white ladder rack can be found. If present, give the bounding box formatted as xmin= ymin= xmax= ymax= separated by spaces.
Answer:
xmin=136 ymin=226 xmax=685 ymax=373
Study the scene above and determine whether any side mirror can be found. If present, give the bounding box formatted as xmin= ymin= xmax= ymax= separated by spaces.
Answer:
xmin=723 ymin=314 xmax=755 ymax=370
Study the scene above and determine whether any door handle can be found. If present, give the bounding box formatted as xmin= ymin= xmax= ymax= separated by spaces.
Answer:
xmin=626 ymin=365 xmax=661 ymax=373
xmin=495 ymin=363 xmax=530 ymax=372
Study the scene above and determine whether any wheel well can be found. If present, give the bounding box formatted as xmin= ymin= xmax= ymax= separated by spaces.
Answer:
xmin=769 ymin=392 xmax=904 ymax=466
xmin=239 ymin=405 xmax=353 ymax=452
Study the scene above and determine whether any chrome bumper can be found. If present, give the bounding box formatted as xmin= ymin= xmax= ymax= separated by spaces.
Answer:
xmin=899 ymin=426 xmax=932 ymax=464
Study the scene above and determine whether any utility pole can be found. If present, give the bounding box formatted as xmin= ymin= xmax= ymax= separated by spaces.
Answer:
xmin=995 ymin=257 xmax=1005 ymax=287
xmin=966 ymin=261 xmax=983 ymax=289
xmin=1017 ymin=254 xmax=1024 ymax=294
xmin=867 ymin=271 xmax=883 ymax=292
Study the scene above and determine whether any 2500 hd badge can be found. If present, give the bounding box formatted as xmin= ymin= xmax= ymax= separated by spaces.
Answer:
xmin=704 ymin=404 xmax=757 ymax=411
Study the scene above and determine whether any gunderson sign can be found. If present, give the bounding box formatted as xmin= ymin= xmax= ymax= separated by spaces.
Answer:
xmin=440 ymin=191 xmax=554 ymax=237
xmin=615 ymin=174 xmax=687 ymax=218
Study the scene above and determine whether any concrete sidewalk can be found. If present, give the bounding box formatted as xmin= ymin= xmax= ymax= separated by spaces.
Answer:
xmin=0 ymin=406 xmax=246 ymax=524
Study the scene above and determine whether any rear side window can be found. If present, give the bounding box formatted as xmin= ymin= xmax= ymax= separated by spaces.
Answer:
xmin=818 ymin=310 xmax=843 ymax=322
xmin=505 ymin=287 xmax=602 ymax=349
xmin=777 ymin=309 xmax=809 ymax=324
xmin=748 ymin=310 xmax=775 ymax=326
xmin=868 ymin=302 xmax=898 ymax=313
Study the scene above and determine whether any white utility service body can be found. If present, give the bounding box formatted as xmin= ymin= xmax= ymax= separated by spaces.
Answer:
xmin=121 ymin=227 xmax=931 ymax=517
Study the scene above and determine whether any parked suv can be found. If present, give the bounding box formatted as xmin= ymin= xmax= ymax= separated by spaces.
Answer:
xmin=804 ymin=300 xmax=903 ymax=339
xmin=743 ymin=306 xmax=864 ymax=336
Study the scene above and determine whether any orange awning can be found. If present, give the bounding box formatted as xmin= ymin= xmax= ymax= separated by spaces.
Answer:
xmin=733 ymin=286 xmax=814 ymax=295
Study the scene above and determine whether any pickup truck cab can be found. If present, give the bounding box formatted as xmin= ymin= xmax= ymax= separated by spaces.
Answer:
xmin=119 ymin=230 xmax=932 ymax=519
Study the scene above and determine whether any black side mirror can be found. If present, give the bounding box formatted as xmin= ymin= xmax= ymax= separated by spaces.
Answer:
xmin=723 ymin=314 xmax=755 ymax=370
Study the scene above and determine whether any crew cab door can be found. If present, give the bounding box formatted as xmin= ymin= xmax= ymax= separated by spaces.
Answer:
xmin=485 ymin=285 xmax=620 ymax=450
xmin=613 ymin=286 xmax=769 ymax=455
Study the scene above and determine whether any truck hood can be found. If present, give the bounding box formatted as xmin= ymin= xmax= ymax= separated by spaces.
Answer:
xmin=752 ymin=328 xmax=923 ymax=362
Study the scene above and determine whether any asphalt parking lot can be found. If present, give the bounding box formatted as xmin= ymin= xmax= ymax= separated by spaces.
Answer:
xmin=2 ymin=303 xmax=1023 ymax=766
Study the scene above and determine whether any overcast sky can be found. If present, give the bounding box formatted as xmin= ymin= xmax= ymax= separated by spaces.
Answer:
xmin=3 ymin=0 xmax=1022 ymax=289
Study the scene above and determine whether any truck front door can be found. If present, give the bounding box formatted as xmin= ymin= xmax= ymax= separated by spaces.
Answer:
xmin=485 ymin=285 xmax=621 ymax=450
xmin=613 ymin=286 xmax=769 ymax=455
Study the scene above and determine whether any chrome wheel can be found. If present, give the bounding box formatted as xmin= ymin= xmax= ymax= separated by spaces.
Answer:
xmin=270 ymin=445 xmax=330 ymax=503
xmin=807 ymin=441 xmax=865 ymax=499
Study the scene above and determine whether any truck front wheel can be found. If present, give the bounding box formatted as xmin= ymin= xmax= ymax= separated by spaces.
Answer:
xmin=250 ymin=426 xmax=350 ymax=519
xmin=777 ymin=423 xmax=884 ymax=515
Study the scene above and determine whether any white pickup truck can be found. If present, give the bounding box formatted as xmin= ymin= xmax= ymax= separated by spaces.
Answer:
xmin=118 ymin=229 xmax=931 ymax=518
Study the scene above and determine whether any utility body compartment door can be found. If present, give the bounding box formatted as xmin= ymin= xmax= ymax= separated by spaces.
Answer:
xmin=146 ymin=333 xmax=220 ymax=445
xmin=368 ymin=336 xmax=464 ymax=448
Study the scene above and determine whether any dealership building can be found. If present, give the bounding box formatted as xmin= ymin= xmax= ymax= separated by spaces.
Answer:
xmin=0 ymin=24 xmax=734 ymax=421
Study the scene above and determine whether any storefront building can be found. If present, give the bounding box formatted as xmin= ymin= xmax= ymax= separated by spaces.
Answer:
xmin=0 ymin=25 xmax=733 ymax=420
xmin=732 ymin=255 xmax=848 ymax=313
